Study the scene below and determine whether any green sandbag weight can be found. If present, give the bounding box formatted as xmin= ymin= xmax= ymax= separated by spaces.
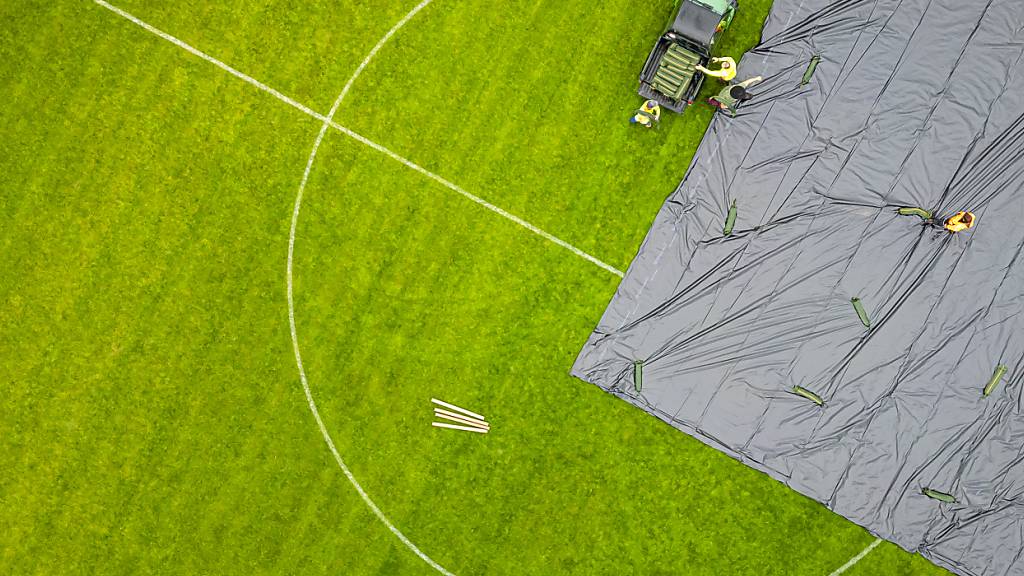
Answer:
xmin=665 ymin=51 xmax=698 ymax=66
xmin=661 ymin=60 xmax=694 ymax=75
xmin=898 ymin=207 xmax=933 ymax=220
xmin=657 ymin=67 xmax=684 ymax=83
xmin=658 ymin=61 xmax=686 ymax=75
xmin=655 ymin=68 xmax=681 ymax=81
xmin=791 ymin=385 xmax=824 ymax=406
xmin=633 ymin=360 xmax=643 ymax=392
xmin=724 ymin=200 xmax=737 ymax=235
xmin=922 ymin=488 xmax=956 ymax=503
xmin=653 ymin=81 xmax=676 ymax=94
xmin=983 ymin=364 xmax=1009 ymax=397
xmin=851 ymin=297 xmax=870 ymax=328
xmin=802 ymin=55 xmax=820 ymax=86
xmin=654 ymin=74 xmax=678 ymax=89
xmin=667 ymin=53 xmax=697 ymax=65
xmin=663 ymin=58 xmax=685 ymax=68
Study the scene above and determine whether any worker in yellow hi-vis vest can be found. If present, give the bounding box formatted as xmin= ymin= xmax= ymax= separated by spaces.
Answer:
xmin=944 ymin=211 xmax=976 ymax=233
xmin=630 ymin=99 xmax=661 ymax=128
xmin=898 ymin=207 xmax=978 ymax=233
xmin=697 ymin=56 xmax=737 ymax=82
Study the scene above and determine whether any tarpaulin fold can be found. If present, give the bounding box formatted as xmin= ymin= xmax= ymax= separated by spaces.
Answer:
xmin=573 ymin=0 xmax=1024 ymax=574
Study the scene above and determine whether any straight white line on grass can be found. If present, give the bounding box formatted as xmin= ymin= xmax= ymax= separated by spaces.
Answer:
xmin=828 ymin=538 xmax=882 ymax=576
xmin=92 ymin=0 xmax=623 ymax=279
xmin=90 ymin=2 xmax=873 ymax=575
xmin=93 ymin=0 xmax=327 ymax=122
xmin=326 ymin=121 xmax=625 ymax=277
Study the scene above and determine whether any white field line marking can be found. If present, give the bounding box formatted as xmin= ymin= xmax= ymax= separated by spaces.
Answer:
xmin=328 ymin=0 xmax=433 ymax=118
xmin=93 ymin=0 xmax=622 ymax=278
xmin=432 ymin=422 xmax=488 ymax=433
xmin=430 ymin=398 xmax=486 ymax=421
xmin=92 ymin=1 xmax=868 ymax=573
xmin=326 ymin=120 xmax=626 ymax=277
xmin=283 ymin=2 xmax=455 ymax=575
xmin=828 ymin=538 xmax=882 ymax=576
xmin=93 ymin=0 xmax=326 ymax=122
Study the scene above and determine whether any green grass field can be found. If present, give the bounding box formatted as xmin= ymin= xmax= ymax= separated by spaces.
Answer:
xmin=1 ymin=1 xmax=949 ymax=574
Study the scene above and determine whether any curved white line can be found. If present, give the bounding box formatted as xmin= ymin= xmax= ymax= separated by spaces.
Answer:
xmin=94 ymin=0 xmax=622 ymax=279
xmin=828 ymin=538 xmax=882 ymax=576
xmin=95 ymin=2 xmax=884 ymax=572
xmin=286 ymin=2 xmax=455 ymax=575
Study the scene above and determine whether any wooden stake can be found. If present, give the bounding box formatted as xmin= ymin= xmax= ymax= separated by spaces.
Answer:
xmin=430 ymin=398 xmax=485 ymax=421
xmin=434 ymin=408 xmax=489 ymax=429
xmin=432 ymin=422 xmax=487 ymax=433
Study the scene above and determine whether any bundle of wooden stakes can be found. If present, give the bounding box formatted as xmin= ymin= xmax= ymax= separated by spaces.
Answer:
xmin=431 ymin=398 xmax=489 ymax=434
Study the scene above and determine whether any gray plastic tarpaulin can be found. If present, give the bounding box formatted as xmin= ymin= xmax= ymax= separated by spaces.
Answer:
xmin=573 ymin=1 xmax=1024 ymax=574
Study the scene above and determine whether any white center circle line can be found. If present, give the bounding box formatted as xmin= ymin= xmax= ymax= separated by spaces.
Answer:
xmin=91 ymin=1 xmax=884 ymax=572
xmin=286 ymin=2 xmax=453 ymax=574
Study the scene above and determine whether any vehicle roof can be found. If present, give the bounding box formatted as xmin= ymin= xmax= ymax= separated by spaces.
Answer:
xmin=691 ymin=0 xmax=734 ymax=16
xmin=670 ymin=0 xmax=723 ymax=48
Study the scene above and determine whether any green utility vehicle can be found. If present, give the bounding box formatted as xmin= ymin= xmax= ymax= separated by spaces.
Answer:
xmin=638 ymin=0 xmax=737 ymax=113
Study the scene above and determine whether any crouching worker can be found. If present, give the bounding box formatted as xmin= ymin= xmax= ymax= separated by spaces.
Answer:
xmin=709 ymin=76 xmax=763 ymax=117
xmin=944 ymin=211 xmax=976 ymax=233
xmin=630 ymin=99 xmax=661 ymax=128
xmin=898 ymin=207 xmax=977 ymax=234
